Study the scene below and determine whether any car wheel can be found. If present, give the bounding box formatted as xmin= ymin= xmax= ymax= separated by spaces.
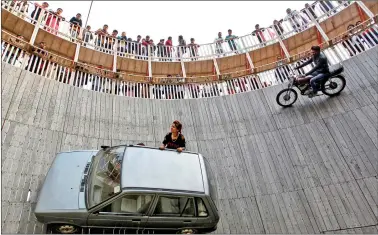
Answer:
xmin=49 ymin=224 xmax=80 ymax=234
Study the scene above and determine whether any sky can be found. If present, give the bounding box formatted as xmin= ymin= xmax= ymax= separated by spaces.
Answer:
xmin=36 ymin=1 xmax=313 ymax=45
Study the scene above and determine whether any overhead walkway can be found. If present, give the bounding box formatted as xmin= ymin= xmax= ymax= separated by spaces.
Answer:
xmin=1 ymin=46 xmax=377 ymax=234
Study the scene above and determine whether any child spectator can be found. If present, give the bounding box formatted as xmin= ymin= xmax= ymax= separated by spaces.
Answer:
xmin=165 ymin=36 xmax=173 ymax=61
xmin=187 ymin=38 xmax=200 ymax=60
xmin=82 ymin=25 xmax=93 ymax=46
xmin=31 ymin=1 xmax=49 ymax=24
xmin=214 ymin=32 xmax=224 ymax=55
xmin=45 ymin=8 xmax=64 ymax=35
xmin=252 ymin=24 xmax=266 ymax=45
xmin=225 ymin=29 xmax=238 ymax=53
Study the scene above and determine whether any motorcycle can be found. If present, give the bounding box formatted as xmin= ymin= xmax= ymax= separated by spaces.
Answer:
xmin=276 ymin=65 xmax=346 ymax=107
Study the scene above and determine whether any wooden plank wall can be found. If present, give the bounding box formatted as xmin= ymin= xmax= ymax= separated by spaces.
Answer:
xmin=1 ymin=47 xmax=377 ymax=234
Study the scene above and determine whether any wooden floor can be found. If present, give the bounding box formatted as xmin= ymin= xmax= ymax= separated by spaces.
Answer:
xmin=1 ymin=47 xmax=377 ymax=234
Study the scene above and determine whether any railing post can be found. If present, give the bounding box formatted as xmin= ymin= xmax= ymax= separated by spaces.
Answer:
xmin=356 ymin=1 xmax=374 ymax=19
xmin=245 ymin=52 xmax=254 ymax=73
xmin=271 ymin=27 xmax=291 ymax=62
xmin=212 ymin=58 xmax=220 ymax=77
xmin=30 ymin=9 xmax=44 ymax=45
xmin=304 ymin=8 xmax=330 ymax=43
xmin=148 ymin=45 xmax=152 ymax=78
xmin=180 ymin=59 xmax=186 ymax=79
xmin=240 ymin=37 xmax=255 ymax=72
xmin=303 ymin=8 xmax=343 ymax=62
xmin=113 ymin=40 xmax=117 ymax=72
xmin=74 ymin=43 xmax=80 ymax=62
xmin=69 ymin=41 xmax=81 ymax=86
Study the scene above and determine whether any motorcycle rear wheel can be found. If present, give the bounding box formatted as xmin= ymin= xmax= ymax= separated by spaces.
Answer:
xmin=321 ymin=75 xmax=346 ymax=97
xmin=276 ymin=88 xmax=298 ymax=107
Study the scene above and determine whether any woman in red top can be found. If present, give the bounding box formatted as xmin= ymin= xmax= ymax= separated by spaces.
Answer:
xmin=159 ymin=120 xmax=186 ymax=152
xmin=45 ymin=8 xmax=64 ymax=35
xmin=165 ymin=36 xmax=173 ymax=60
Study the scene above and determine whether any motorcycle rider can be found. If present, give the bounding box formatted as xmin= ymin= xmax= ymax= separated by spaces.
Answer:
xmin=294 ymin=45 xmax=329 ymax=97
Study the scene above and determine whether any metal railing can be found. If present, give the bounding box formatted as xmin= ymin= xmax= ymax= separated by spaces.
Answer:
xmin=2 ymin=19 xmax=377 ymax=99
xmin=1 ymin=0 xmax=358 ymax=62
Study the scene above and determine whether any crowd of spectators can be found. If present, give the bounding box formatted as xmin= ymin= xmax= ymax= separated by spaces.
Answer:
xmin=3 ymin=0 xmax=354 ymax=61
xmin=2 ymin=0 xmax=378 ymax=100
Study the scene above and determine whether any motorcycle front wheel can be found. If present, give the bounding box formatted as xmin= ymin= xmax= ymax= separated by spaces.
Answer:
xmin=321 ymin=75 xmax=346 ymax=97
xmin=276 ymin=88 xmax=298 ymax=107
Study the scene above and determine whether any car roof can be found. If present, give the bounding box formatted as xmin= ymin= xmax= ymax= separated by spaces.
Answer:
xmin=121 ymin=146 xmax=205 ymax=193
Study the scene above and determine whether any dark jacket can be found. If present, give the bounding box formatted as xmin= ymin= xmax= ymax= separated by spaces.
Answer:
xmin=296 ymin=52 xmax=329 ymax=75
xmin=69 ymin=17 xmax=82 ymax=27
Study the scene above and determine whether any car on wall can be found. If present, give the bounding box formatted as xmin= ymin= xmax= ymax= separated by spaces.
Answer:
xmin=34 ymin=145 xmax=219 ymax=234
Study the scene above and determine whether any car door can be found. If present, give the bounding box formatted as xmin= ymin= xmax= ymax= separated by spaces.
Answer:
xmin=87 ymin=193 xmax=155 ymax=230
xmin=146 ymin=194 xmax=197 ymax=230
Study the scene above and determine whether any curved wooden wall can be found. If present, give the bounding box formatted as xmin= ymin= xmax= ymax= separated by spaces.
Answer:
xmin=1 ymin=46 xmax=377 ymax=234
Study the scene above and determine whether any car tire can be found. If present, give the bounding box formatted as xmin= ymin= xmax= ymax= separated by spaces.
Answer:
xmin=48 ymin=224 xmax=80 ymax=234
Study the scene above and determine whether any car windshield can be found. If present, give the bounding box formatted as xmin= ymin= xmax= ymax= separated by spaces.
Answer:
xmin=86 ymin=146 xmax=126 ymax=208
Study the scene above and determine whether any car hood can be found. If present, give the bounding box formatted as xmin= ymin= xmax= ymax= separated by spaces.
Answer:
xmin=35 ymin=150 xmax=97 ymax=212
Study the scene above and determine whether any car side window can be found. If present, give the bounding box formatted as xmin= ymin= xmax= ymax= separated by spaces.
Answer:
xmin=153 ymin=196 xmax=195 ymax=217
xmin=100 ymin=194 xmax=154 ymax=215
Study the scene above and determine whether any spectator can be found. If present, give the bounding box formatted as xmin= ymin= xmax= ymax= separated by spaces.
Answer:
xmin=31 ymin=1 xmax=49 ymax=24
xmin=145 ymin=35 xmax=151 ymax=44
xmin=317 ymin=0 xmax=335 ymax=15
xmin=177 ymin=35 xmax=187 ymax=59
xmin=225 ymin=29 xmax=238 ymax=53
xmin=69 ymin=13 xmax=82 ymax=40
xmin=187 ymin=38 xmax=200 ymax=60
xmin=127 ymin=38 xmax=133 ymax=55
xmin=272 ymin=19 xmax=285 ymax=36
xmin=159 ymin=120 xmax=186 ymax=152
xmin=252 ymin=24 xmax=266 ymax=45
xmin=11 ymin=0 xmax=29 ymax=18
xmin=82 ymin=25 xmax=93 ymax=46
xmin=342 ymin=34 xmax=355 ymax=57
xmin=274 ymin=55 xmax=291 ymax=83
xmin=356 ymin=21 xmax=378 ymax=48
xmin=338 ymin=0 xmax=351 ymax=8
xmin=95 ymin=24 xmax=109 ymax=50
xmin=141 ymin=38 xmax=148 ymax=57
xmin=45 ymin=8 xmax=64 ymax=35
xmin=347 ymin=24 xmax=365 ymax=54
xmin=117 ymin=32 xmax=127 ymax=53
xmin=149 ymin=39 xmax=156 ymax=56
xmin=4 ymin=35 xmax=25 ymax=65
xmin=157 ymin=39 xmax=165 ymax=60
xmin=26 ymin=41 xmax=48 ymax=74
xmin=165 ymin=36 xmax=173 ymax=61
xmin=214 ymin=32 xmax=224 ymax=56
xmin=304 ymin=3 xmax=317 ymax=20
xmin=134 ymin=35 xmax=142 ymax=58
xmin=285 ymin=8 xmax=303 ymax=33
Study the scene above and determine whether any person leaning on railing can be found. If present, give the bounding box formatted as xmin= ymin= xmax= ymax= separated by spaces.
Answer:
xmin=214 ymin=32 xmax=224 ymax=56
xmin=30 ymin=1 xmax=49 ymax=24
xmin=69 ymin=13 xmax=82 ymax=40
xmin=45 ymin=8 xmax=64 ymax=35
xmin=225 ymin=29 xmax=238 ymax=53
xmin=82 ymin=25 xmax=93 ymax=46
xmin=26 ymin=41 xmax=48 ymax=75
